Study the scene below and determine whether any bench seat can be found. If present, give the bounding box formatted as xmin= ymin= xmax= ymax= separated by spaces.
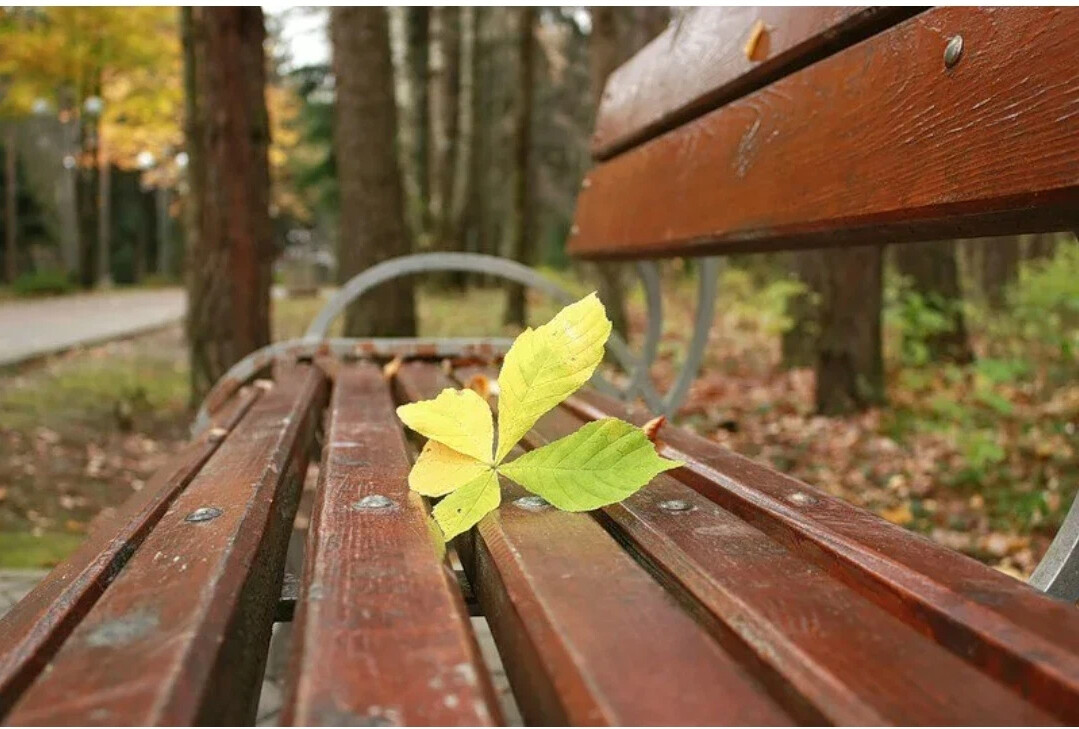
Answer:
xmin=3 ymin=357 xmax=1079 ymax=725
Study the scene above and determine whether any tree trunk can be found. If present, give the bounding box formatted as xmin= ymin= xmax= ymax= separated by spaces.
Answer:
xmin=503 ymin=7 xmax=535 ymax=327
xmin=184 ymin=7 xmax=274 ymax=405
xmin=432 ymin=7 xmax=465 ymax=288
xmin=448 ymin=6 xmax=479 ymax=290
xmin=979 ymin=236 xmax=1020 ymax=308
xmin=781 ymin=250 xmax=821 ymax=368
xmin=816 ymin=245 xmax=884 ymax=415
xmin=3 ymin=125 xmax=16 ymax=284
xmin=96 ymin=152 xmax=112 ymax=287
xmin=586 ymin=7 xmax=630 ymax=337
xmin=893 ymin=240 xmax=973 ymax=363
xmin=403 ymin=7 xmax=430 ymax=239
xmin=1024 ymin=233 xmax=1060 ymax=262
xmin=331 ymin=7 xmax=417 ymax=337
xmin=76 ymin=109 xmax=100 ymax=289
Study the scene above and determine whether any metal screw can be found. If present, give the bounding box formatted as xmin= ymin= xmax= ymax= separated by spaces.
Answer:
xmin=254 ymin=378 xmax=275 ymax=391
xmin=786 ymin=492 xmax=817 ymax=506
xmin=185 ymin=506 xmax=222 ymax=523
xmin=570 ymin=225 xmax=580 ymax=236
xmin=352 ymin=494 xmax=394 ymax=511
xmin=514 ymin=495 xmax=549 ymax=511
xmin=207 ymin=427 xmax=228 ymax=442
xmin=658 ymin=499 xmax=693 ymax=513
xmin=581 ymin=178 xmax=591 ymax=190
xmin=944 ymin=35 xmax=963 ymax=69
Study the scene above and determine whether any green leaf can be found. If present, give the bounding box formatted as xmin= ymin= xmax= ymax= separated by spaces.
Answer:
xmin=495 ymin=292 xmax=611 ymax=462
xmin=396 ymin=387 xmax=494 ymax=464
xmin=499 ymin=418 xmax=682 ymax=511
xmin=431 ymin=469 xmax=501 ymax=541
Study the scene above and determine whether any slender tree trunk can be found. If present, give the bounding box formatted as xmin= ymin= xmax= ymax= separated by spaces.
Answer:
xmin=1024 ymin=233 xmax=1060 ymax=262
xmin=403 ymin=7 xmax=430 ymax=239
xmin=503 ymin=7 xmax=535 ymax=327
xmin=3 ymin=125 xmax=16 ymax=284
xmin=781 ymin=251 xmax=820 ymax=368
xmin=76 ymin=102 xmax=100 ymax=289
xmin=332 ymin=8 xmax=417 ymax=337
xmin=432 ymin=7 xmax=465 ymax=288
xmin=979 ymin=236 xmax=1020 ymax=308
xmin=449 ymin=6 xmax=479 ymax=289
xmin=816 ymin=245 xmax=884 ymax=414
xmin=184 ymin=7 xmax=274 ymax=404
xmin=894 ymin=240 xmax=973 ymax=363
xmin=587 ymin=7 xmax=630 ymax=337
xmin=96 ymin=151 xmax=112 ymax=287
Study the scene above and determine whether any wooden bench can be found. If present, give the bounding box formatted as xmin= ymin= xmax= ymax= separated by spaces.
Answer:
xmin=2 ymin=6 xmax=1079 ymax=725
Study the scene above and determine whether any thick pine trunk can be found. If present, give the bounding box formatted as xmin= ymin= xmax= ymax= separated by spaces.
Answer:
xmin=184 ymin=7 xmax=274 ymax=404
xmin=331 ymin=8 xmax=417 ymax=338
xmin=894 ymin=240 xmax=973 ymax=363
xmin=979 ymin=236 xmax=1020 ymax=308
xmin=3 ymin=126 xmax=15 ymax=284
xmin=816 ymin=245 xmax=884 ymax=415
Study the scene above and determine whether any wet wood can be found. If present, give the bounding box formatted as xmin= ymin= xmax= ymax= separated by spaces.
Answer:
xmin=572 ymin=7 xmax=1079 ymax=259
xmin=519 ymin=398 xmax=1061 ymax=724
xmin=5 ymin=364 xmax=327 ymax=726
xmin=567 ymin=387 xmax=1079 ymax=722
xmin=395 ymin=362 xmax=790 ymax=726
xmin=591 ymin=7 xmax=917 ymax=158
xmin=0 ymin=385 xmax=262 ymax=718
xmin=282 ymin=363 xmax=500 ymax=726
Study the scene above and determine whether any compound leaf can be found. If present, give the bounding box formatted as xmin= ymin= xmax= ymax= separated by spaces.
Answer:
xmin=397 ymin=387 xmax=493 ymax=464
xmin=499 ymin=418 xmax=682 ymax=511
xmin=495 ymin=293 xmax=610 ymax=462
xmin=432 ymin=469 xmax=501 ymax=541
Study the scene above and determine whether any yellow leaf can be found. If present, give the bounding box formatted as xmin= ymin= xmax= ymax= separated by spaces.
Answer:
xmin=397 ymin=388 xmax=494 ymax=464
xmin=409 ymin=440 xmax=492 ymax=497
xmin=432 ymin=469 xmax=501 ymax=541
xmin=495 ymin=293 xmax=611 ymax=462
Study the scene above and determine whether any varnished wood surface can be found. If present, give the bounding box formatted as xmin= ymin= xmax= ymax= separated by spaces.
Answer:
xmin=591 ymin=6 xmax=917 ymax=159
xmin=572 ymin=7 xmax=1079 ymax=259
xmin=522 ymin=399 xmax=1059 ymax=724
xmin=5 ymin=365 xmax=327 ymax=726
xmin=282 ymin=363 xmax=500 ymax=726
xmin=0 ymin=385 xmax=262 ymax=718
xmin=568 ymin=387 xmax=1079 ymax=722
xmin=396 ymin=363 xmax=791 ymax=726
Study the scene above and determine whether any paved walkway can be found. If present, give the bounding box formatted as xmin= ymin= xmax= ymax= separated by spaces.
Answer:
xmin=0 ymin=288 xmax=185 ymax=368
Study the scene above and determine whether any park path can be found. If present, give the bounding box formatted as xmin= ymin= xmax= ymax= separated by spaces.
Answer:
xmin=0 ymin=288 xmax=185 ymax=368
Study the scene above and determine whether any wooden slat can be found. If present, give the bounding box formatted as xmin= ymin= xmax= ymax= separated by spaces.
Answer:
xmin=282 ymin=363 xmax=500 ymax=726
xmin=592 ymin=6 xmax=917 ymax=159
xmin=517 ymin=398 xmax=1060 ymax=724
xmin=5 ymin=364 xmax=327 ymax=725
xmin=395 ymin=362 xmax=791 ymax=726
xmin=571 ymin=7 xmax=1079 ymax=260
xmin=567 ymin=387 xmax=1079 ymax=722
xmin=0 ymin=385 xmax=262 ymax=718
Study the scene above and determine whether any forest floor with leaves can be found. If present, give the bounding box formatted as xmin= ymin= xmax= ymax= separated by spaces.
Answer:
xmin=1 ymin=264 xmax=1076 ymax=577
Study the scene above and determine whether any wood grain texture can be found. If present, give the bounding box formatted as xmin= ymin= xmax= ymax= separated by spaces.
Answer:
xmin=567 ymin=387 xmax=1079 ymax=722
xmin=395 ymin=363 xmax=790 ymax=726
xmin=571 ymin=7 xmax=1079 ymax=259
xmin=591 ymin=6 xmax=916 ymax=159
xmin=519 ymin=399 xmax=1059 ymax=725
xmin=282 ymin=363 xmax=500 ymax=726
xmin=0 ymin=385 xmax=262 ymax=718
xmin=5 ymin=364 xmax=327 ymax=726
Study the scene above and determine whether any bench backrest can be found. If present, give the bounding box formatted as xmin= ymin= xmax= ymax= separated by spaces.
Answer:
xmin=570 ymin=6 xmax=1079 ymax=259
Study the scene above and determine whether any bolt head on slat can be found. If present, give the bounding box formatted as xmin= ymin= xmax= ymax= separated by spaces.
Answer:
xmin=207 ymin=427 xmax=228 ymax=442
xmin=514 ymin=495 xmax=549 ymax=511
xmin=185 ymin=506 xmax=223 ymax=523
xmin=352 ymin=494 xmax=394 ymax=511
xmin=254 ymin=378 xmax=275 ymax=391
xmin=944 ymin=35 xmax=963 ymax=69
xmin=786 ymin=491 xmax=817 ymax=506
xmin=658 ymin=499 xmax=693 ymax=513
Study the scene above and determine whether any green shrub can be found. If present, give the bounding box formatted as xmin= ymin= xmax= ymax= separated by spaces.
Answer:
xmin=11 ymin=269 xmax=75 ymax=297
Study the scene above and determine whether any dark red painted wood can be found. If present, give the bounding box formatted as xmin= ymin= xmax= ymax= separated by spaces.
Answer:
xmin=592 ymin=6 xmax=916 ymax=158
xmin=282 ymin=363 xmax=500 ymax=726
xmin=517 ymin=397 xmax=1061 ymax=724
xmin=5 ymin=364 xmax=327 ymax=726
xmin=394 ymin=362 xmax=791 ymax=726
xmin=0 ymin=385 xmax=263 ymax=718
xmin=571 ymin=7 xmax=1079 ymax=259
xmin=567 ymin=387 xmax=1079 ymax=722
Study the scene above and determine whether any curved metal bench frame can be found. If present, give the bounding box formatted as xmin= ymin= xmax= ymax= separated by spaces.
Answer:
xmin=192 ymin=251 xmax=1079 ymax=603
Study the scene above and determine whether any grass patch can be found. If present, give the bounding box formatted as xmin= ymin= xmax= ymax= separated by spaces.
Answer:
xmin=0 ymin=532 xmax=86 ymax=569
